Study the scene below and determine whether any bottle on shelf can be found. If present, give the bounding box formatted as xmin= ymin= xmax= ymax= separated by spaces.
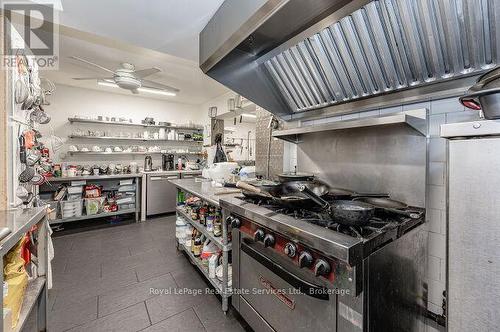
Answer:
xmin=213 ymin=209 xmax=222 ymax=237
xmin=206 ymin=206 xmax=215 ymax=233
xmin=193 ymin=234 xmax=203 ymax=257
xmin=191 ymin=229 xmax=198 ymax=253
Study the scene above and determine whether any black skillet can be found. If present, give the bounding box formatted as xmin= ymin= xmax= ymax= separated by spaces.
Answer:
xmin=236 ymin=180 xmax=330 ymax=209
xmin=328 ymin=187 xmax=390 ymax=200
xmin=297 ymin=185 xmax=375 ymax=227
xmin=353 ymin=197 xmax=422 ymax=219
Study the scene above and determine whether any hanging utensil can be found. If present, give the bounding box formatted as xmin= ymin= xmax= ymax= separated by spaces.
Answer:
xmin=14 ymin=56 xmax=29 ymax=104
xmin=18 ymin=135 xmax=27 ymax=164
xmin=16 ymin=186 xmax=33 ymax=205
xmin=18 ymin=166 xmax=35 ymax=183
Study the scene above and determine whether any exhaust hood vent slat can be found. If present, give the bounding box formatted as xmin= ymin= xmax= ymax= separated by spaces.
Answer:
xmin=202 ymin=0 xmax=500 ymax=118
xmin=261 ymin=0 xmax=500 ymax=113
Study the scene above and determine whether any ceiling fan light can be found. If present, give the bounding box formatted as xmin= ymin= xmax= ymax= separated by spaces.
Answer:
xmin=137 ymin=87 xmax=176 ymax=96
xmin=97 ymin=80 xmax=119 ymax=88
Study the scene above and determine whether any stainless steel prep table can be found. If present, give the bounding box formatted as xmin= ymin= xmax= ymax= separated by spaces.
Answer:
xmin=0 ymin=207 xmax=48 ymax=332
xmin=169 ymin=178 xmax=240 ymax=313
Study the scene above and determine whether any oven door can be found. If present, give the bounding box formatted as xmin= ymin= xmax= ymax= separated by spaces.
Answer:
xmin=238 ymin=236 xmax=337 ymax=331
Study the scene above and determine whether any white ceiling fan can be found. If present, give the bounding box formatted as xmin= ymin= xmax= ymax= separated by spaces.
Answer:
xmin=70 ymin=56 xmax=180 ymax=96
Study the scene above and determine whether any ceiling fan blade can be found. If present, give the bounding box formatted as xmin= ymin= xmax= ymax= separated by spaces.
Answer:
xmin=131 ymin=89 xmax=139 ymax=94
xmin=142 ymin=79 xmax=180 ymax=93
xmin=133 ymin=67 xmax=161 ymax=78
xmin=73 ymin=77 xmax=113 ymax=80
xmin=69 ymin=56 xmax=115 ymax=74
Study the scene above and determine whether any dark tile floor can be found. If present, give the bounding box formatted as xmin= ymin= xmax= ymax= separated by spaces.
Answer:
xmin=49 ymin=215 xmax=247 ymax=332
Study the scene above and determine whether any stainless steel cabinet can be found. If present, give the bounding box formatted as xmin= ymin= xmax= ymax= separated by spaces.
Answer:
xmin=443 ymin=124 xmax=500 ymax=331
xmin=146 ymin=174 xmax=179 ymax=216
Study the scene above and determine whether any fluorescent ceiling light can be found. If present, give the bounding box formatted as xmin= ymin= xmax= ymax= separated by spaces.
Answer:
xmin=97 ymin=81 xmax=176 ymax=96
xmin=241 ymin=113 xmax=257 ymax=118
xmin=225 ymin=127 xmax=236 ymax=132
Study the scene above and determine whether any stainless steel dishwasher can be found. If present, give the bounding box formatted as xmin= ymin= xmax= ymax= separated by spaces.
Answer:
xmin=146 ymin=173 xmax=179 ymax=216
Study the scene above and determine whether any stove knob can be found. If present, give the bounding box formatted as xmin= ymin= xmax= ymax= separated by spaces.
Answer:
xmin=314 ymin=259 xmax=331 ymax=277
xmin=298 ymin=251 xmax=313 ymax=268
xmin=254 ymin=229 xmax=265 ymax=242
xmin=263 ymin=234 xmax=275 ymax=248
xmin=228 ymin=217 xmax=241 ymax=228
xmin=284 ymin=243 xmax=297 ymax=258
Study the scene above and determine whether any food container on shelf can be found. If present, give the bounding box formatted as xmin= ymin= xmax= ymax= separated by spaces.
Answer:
xmin=118 ymin=185 xmax=136 ymax=192
xmin=67 ymin=193 xmax=82 ymax=201
xmin=183 ymin=225 xmax=193 ymax=248
xmin=176 ymin=217 xmax=187 ymax=244
xmin=67 ymin=186 xmax=83 ymax=194
xmin=60 ymin=199 xmax=83 ymax=219
xmin=85 ymin=197 xmax=105 ymax=215
xmin=117 ymin=203 xmax=135 ymax=210
xmin=115 ymin=196 xmax=134 ymax=205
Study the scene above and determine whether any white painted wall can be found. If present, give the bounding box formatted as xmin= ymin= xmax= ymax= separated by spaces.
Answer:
xmin=40 ymin=84 xmax=207 ymax=167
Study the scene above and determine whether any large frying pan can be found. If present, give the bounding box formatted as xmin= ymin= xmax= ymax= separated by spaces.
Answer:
xmin=298 ymin=185 xmax=375 ymax=226
xmin=328 ymin=187 xmax=389 ymax=200
xmin=353 ymin=197 xmax=422 ymax=219
xmin=236 ymin=180 xmax=329 ymax=208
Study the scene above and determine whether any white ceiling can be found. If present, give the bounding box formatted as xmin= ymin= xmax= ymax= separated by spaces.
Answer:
xmin=42 ymin=27 xmax=229 ymax=104
xmin=53 ymin=0 xmax=224 ymax=62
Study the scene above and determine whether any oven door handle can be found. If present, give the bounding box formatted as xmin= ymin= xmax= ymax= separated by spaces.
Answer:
xmin=241 ymin=240 xmax=329 ymax=300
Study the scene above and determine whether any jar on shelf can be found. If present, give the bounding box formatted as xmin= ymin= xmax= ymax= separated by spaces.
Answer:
xmin=176 ymin=217 xmax=187 ymax=244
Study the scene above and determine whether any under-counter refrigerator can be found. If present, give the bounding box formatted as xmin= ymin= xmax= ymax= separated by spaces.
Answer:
xmin=441 ymin=120 xmax=500 ymax=331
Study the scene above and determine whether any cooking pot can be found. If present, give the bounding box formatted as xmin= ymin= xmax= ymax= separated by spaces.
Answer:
xmin=460 ymin=67 xmax=500 ymax=119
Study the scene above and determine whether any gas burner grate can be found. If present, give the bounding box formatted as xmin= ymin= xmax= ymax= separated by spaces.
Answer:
xmin=237 ymin=195 xmax=424 ymax=239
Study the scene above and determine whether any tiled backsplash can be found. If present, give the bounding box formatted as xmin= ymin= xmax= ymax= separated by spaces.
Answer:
xmin=284 ymin=96 xmax=481 ymax=324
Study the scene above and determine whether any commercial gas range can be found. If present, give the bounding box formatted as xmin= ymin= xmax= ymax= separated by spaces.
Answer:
xmin=221 ymin=194 xmax=427 ymax=332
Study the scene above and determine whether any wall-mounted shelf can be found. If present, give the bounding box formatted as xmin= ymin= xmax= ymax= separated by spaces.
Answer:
xmin=68 ymin=118 xmax=203 ymax=131
xmin=69 ymin=135 xmax=203 ymax=143
xmin=68 ymin=151 xmax=203 ymax=156
xmin=272 ymin=110 xmax=427 ymax=143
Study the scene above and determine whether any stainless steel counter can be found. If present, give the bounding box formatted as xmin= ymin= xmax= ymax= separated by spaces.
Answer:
xmin=0 ymin=207 xmax=46 ymax=256
xmin=169 ymin=178 xmax=240 ymax=207
xmin=0 ymin=207 xmax=48 ymax=331
xmin=143 ymin=170 xmax=202 ymax=176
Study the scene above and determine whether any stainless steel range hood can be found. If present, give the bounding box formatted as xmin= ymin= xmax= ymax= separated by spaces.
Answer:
xmin=200 ymin=0 xmax=500 ymax=120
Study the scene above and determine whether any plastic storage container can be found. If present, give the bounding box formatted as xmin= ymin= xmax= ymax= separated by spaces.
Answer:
xmin=118 ymin=185 xmax=136 ymax=192
xmin=176 ymin=217 xmax=187 ymax=244
xmin=67 ymin=186 xmax=83 ymax=194
xmin=60 ymin=199 xmax=83 ymax=219
xmin=118 ymin=203 xmax=135 ymax=211
xmin=67 ymin=193 xmax=82 ymax=201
